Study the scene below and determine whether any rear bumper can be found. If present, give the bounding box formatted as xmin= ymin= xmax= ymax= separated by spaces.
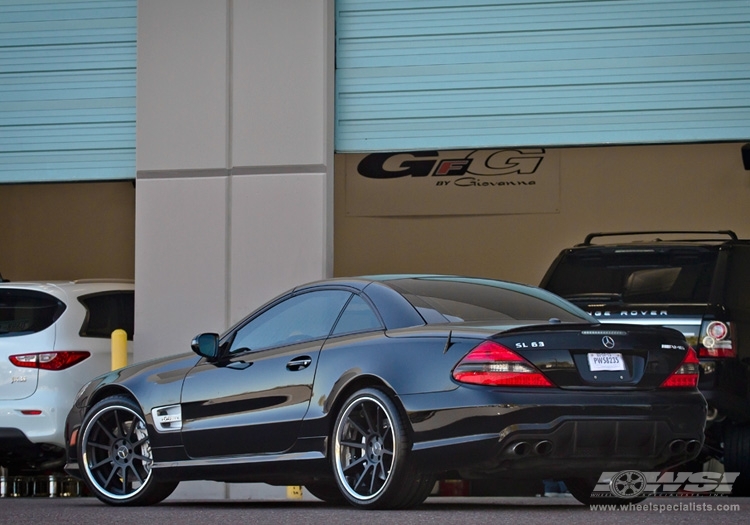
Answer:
xmin=404 ymin=388 xmax=707 ymax=478
xmin=0 ymin=427 xmax=65 ymax=469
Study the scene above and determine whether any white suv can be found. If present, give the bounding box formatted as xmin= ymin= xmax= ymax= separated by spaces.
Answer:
xmin=0 ymin=280 xmax=134 ymax=473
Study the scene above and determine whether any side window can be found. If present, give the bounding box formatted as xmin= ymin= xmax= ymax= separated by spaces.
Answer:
xmin=331 ymin=294 xmax=382 ymax=336
xmin=725 ymin=245 xmax=750 ymax=361
xmin=79 ymin=291 xmax=135 ymax=339
xmin=725 ymin=246 xmax=750 ymax=311
xmin=229 ymin=290 xmax=351 ymax=353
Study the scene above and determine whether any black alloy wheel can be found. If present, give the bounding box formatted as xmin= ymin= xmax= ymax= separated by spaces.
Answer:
xmin=78 ymin=395 xmax=178 ymax=505
xmin=332 ymin=387 xmax=434 ymax=509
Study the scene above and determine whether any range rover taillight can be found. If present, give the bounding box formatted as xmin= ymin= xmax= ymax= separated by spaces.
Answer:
xmin=697 ymin=321 xmax=736 ymax=358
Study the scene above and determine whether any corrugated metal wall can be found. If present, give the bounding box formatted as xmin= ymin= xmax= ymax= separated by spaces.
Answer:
xmin=335 ymin=0 xmax=750 ymax=152
xmin=0 ymin=0 xmax=136 ymax=183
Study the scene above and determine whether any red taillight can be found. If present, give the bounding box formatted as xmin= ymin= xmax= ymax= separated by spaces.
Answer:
xmin=660 ymin=347 xmax=700 ymax=388
xmin=9 ymin=351 xmax=90 ymax=371
xmin=452 ymin=341 xmax=554 ymax=387
xmin=697 ymin=321 xmax=735 ymax=358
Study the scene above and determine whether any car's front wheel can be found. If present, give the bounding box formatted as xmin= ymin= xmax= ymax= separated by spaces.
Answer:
xmin=78 ymin=395 xmax=178 ymax=505
xmin=331 ymin=387 xmax=433 ymax=509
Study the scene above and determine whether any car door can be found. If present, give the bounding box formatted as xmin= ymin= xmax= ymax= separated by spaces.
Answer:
xmin=180 ymin=289 xmax=353 ymax=458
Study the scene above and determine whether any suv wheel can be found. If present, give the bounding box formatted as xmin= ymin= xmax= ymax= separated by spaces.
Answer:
xmin=724 ymin=423 xmax=750 ymax=496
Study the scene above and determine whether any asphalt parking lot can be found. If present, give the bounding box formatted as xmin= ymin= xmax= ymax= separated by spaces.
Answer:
xmin=2 ymin=496 xmax=748 ymax=525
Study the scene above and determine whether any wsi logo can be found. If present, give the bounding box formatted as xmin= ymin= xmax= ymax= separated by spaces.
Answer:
xmin=593 ymin=470 xmax=740 ymax=499
xmin=357 ymin=149 xmax=546 ymax=179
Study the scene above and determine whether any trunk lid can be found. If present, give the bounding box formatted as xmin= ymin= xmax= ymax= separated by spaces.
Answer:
xmin=494 ymin=323 xmax=691 ymax=389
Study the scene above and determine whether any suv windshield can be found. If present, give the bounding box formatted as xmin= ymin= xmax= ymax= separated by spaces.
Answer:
xmin=0 ymin=289 xmax=66 ymax=336
xmin=545 ymin=247 xmax=720 ymax=303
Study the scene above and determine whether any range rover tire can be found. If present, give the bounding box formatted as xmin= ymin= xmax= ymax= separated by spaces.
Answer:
xmin=724 ymin=423 xmax=750 ymax=496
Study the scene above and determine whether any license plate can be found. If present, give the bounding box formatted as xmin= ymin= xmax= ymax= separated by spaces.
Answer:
xmin=587 ymin=352 xmax=625 ymax=371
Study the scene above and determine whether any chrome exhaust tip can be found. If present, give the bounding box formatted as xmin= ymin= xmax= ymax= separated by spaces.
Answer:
xmin=669 ymin=439 xmax=686 ymax=454
xmin=510 ymin=442 xmax=530 ymax=456
xmin=534 ymin=440 xmax=553 ymax=456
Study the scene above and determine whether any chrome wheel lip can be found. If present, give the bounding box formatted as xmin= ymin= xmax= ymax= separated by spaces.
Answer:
xmin=80 ymin=403 xmax=154 ymax=501
xmin=333 ymin=394 xmax=396 ymax=502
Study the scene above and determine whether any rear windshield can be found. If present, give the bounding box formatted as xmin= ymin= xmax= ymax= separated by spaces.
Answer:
xmin=545 ymin=247 xmax=719 ymax=303
xmin=0 ymin=289 xmax=66 ymax=336
xmin=385 ymin=277 xmax=592 ymax=323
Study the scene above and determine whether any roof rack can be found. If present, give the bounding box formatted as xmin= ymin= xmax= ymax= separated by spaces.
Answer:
xmin=581 ymin=230 xmax=738 ymax=246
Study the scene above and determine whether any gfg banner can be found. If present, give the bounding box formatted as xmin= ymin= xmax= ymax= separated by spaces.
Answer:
xmin=344 ymin=148 xmax=560 ymax=216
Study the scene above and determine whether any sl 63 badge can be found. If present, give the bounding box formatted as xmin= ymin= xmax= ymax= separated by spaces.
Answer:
xmin=515 ymin=341 xmax=545 ymax=348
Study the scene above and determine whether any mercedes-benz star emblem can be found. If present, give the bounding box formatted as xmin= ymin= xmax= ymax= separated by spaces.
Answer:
xmin=602 ymin=336 xmax=616 ymax=349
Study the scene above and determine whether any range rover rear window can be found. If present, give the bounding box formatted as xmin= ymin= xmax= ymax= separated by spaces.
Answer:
xmin=0 ymin=289 xmax=66 ymax=336
xmin=546 ymin=248 xmax=719 ymax=303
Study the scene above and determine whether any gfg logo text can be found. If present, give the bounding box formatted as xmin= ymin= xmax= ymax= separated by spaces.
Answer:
xmin=357 ymin=149 xmax=546 ymax=179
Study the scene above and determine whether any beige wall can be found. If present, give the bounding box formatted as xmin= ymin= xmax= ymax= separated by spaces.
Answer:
xmin=135 ymin=0 xmax=334 ymax=501
xmin=134 ymin=0 xmax=334 ymax=362
xmin=334 ymin=142 xmax=750 ymax=286
xmin=0 ymin=181 xmax=135 ymax=281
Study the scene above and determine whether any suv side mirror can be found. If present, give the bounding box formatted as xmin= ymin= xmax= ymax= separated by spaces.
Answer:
xmin=191 ymin=332 xmax=220 ymax=360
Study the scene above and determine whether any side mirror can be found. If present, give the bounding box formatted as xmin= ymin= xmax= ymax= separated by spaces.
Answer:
xmin=191 ymin=333 xmax=220 ymax=360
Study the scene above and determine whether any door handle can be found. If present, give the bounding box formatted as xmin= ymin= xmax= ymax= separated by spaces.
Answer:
xmin=286 ymin=356 xmax=312 ymax=371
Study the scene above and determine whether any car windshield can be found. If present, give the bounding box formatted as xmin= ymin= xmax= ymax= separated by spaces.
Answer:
xmin=545 ymin=247 xmax=720 ymax=303
xmin=0 ymin=289 xmax=66 ymax=336
xmin=384 ymin=277 xmax=593 ymax=324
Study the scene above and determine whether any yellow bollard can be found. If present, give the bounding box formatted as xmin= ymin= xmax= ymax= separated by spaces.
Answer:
xmin=111 ymin=329 xmax=128 ymax=371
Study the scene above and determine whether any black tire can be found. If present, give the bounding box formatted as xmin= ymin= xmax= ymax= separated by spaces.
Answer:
xmin=331 ymin=387 xmax=433 ymax=509
xmin=724 ymin=423 xmax=750 ymax=496
xmin=78 ymin=395 xmax=178 ymax=506
xmin=565 ymin=474 xmax=648 ymax=506
xmin=304 ymin=481 xmax=348 ymax=505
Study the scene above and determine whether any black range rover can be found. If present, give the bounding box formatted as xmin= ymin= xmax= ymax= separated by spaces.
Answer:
xmin=540 ymin=230 xmax=750 ymax=495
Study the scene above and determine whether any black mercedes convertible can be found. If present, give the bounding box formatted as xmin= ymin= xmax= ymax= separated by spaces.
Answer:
xmin=64 ymin=275 xmax=706 ymax=509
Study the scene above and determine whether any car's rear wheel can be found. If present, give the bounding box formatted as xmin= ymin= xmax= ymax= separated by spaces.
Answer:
xmin=78 ymin=395 xmax=178 ymax=505
xmin=332 ymin=387 xmax=433 ymax=509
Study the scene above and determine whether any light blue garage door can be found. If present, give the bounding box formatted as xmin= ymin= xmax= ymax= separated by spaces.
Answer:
xmin=0 ymin=0 xmax=136 ymax=183
xmin=335 ymin=0 xmax=750 ymax=152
